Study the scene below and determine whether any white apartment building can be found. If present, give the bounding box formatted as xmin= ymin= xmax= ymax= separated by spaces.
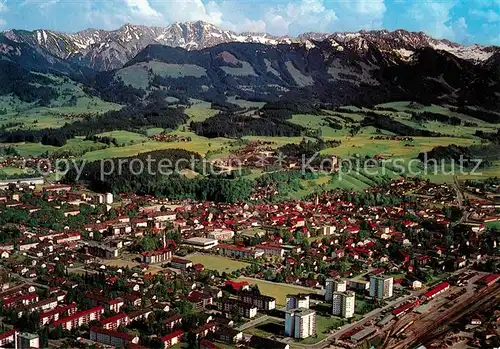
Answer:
xmin=332 ymin=291 xmax=355 ymax=319
xmin=325 ymin=279 xmax=347 ymax=301
xmin=285 ymin=308 xmax=316 ymax=339
xmin=369 ymin=275 xmax=394 ymax=299
xmin=286 ymin=294 xmax=310 ymax=311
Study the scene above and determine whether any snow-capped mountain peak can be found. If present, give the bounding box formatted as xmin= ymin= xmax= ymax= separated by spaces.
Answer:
xmin=3 ymin=21 xmax=497 ymax=71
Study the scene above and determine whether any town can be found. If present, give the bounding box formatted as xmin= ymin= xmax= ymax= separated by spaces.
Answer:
xmin=0 ymin=176 xmax=498 ymax=349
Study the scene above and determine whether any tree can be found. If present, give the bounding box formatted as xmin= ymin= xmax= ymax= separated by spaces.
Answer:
xmin=139 ymin=236 xmax=158 ymax=251
xmin=176 ymin=301 xmax=194 ymax=317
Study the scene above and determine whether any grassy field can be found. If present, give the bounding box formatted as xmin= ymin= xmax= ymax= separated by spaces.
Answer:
xmin=321 ymin=134 xmax=477 ymax=159
xmin=97 ymin=130 xmax=148 ymax=146
xmin=184 ymin=105 xmax=218 ymax=122
xmin=81 ymin=132 xmax=232 ymax=161
xmin=186 ymin=254 xmax=249 ymax=273
xmin=0 ymin=166 xmax=29 ymax=176
xmin=235 ymin=277 xmax=322 ymax=306
xmin=0 ymin=75 xmax=121 ymax=131
xmin=244 ymin=315 xmax=344 ymax=345
xmin=485 ymin=221 xmax=500 ymax=229
xmin=300 ymin=315 xmax=346 ymax=345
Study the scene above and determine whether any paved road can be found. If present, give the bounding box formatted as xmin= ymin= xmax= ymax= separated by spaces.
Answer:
xmin=238 ymin=315 xmax=270 ymax=331
xmin=11 ymin=274 xmax=49 ymax=289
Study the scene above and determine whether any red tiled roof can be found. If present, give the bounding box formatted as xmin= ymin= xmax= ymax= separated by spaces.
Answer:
xmin=478 ymin=273 xmax=500 ymax=285
xmin=160 ymin=329 xmax=184 ymax=342
xmin=225 ymin=280 xmax=249 ymax=291
xmin=53 ymin=306 xmax=104 ymax=326
xmin=424 ymin=282 xmax=450 ymax=299
xmin=0 ymin=329 xmax=17 ymax=341
xmin=100 ymin=312 xmax=128 ymax=325
xmin=91 ymin=327 xmax=135 ymax=341
xmin=40 ymin=303 xmax=77 ymax=319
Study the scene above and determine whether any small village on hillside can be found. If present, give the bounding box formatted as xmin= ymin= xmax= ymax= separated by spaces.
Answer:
xmin=0 ymin=176 xmax=497 ymax=349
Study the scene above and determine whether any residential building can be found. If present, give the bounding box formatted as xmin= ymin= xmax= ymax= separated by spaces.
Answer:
xmin=286 ymin=294 xmax=310 ymax=311
xmin=369 ymin=275 xmax=394 ymax=299
xmin=18 ymin=332 xmax=40 ymax=349
xmin=255 ymin=244 xmax=285 ymax=257
xmin=39 ymin=303 xmax=77 ymax=325
xmin=86 ymin=293 xmax=124 ymax=313
xmin=90 ymin=327 xmax=139 ymax=347
xmin=0 ymin=329 xmax=18 ymax=347
xmin=16 ymin=297 xmax=58 ymax=318
xmin=160 ymin=330 xmax=184 ymax=348
xmin=239 ymin=291 xmax=276 ymax=310
xmin=332 ymin=291 xmax=355 ymax=318
xmin=170 ymin=257 xmax=193 ymax=270
xmin=215 ymin=325 xmax=243 ymax=343
xmin=52 ymin=306 xmax=105 ymax=330
xmin=101 ymin=313 xmax=129 ymax=330
xmin=285 ymin=308 xmax=316 ymax=339
xmin=162 ymin=314 xmax=182 ymax=330
xmin=349 ymin=279 xmax=370 ymax=291
xmin=218 ymin=298 xmax=258 ymax=318
xmin=325 ymin=279 xmax=347 ymax=301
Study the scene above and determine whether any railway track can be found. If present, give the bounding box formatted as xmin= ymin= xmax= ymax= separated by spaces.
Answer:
xmin=386 ymin=284 xmax=500 ymax=349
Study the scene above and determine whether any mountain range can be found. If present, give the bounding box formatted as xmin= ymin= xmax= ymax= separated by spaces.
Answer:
xmin=3 ymin=21 xmax=498 ymax=71
xmin=1 ymin=21 xmax=499 ymax=110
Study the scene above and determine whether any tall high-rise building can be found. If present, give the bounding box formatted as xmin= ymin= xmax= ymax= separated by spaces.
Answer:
xmin=325 ymin=279 xmax=347 ymax=301
xmin=369 ymin=275 xmax=394 ymax=299
xmin=285 ymin=308 xmax=316 ymax=339
xmin=286 ymin=294 xmax=310 ymax=311
xmin=332 ymin=291 xmax=355 ymax=318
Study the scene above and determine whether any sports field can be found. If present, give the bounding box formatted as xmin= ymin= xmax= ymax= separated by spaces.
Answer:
xmin=187 ymin=254 xmax=249 ymax=273
xmin=235 ymin=277 xmax=323 ymax=306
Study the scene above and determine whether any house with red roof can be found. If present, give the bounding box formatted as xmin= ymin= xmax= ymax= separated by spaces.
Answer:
xmin=224 ymin=280 xmax=250 ymax=292
xmin=0 ymin=329 xmax=18 ymax=347
xmin=90 ymin=326 xmax=139 ymax=347
xmin=52 ymin=306 xmax=105 ymax=330
xmin=101 ymin=312 xmax=129 ymax=330
xmin=160 ymin=329 xmax=184 ymax=348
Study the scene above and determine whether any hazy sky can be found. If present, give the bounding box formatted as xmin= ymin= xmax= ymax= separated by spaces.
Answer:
xmin=1 ymin=0 xmax=499 ymax=45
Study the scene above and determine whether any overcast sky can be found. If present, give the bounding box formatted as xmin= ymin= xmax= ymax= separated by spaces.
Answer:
xmin=1 ymin=0 xmax=499 ymax=45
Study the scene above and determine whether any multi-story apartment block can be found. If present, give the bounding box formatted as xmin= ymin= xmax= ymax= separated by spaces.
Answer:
xmin=90 ymin=327 xmax=139 ymax=347
xmin=39 ymin=303 xmax=77 ymax=326
xmin=285 ymin=308 xmax=316 ymax=339
xmin=332 ymin=291 xmax=355 ymax=318
xmin=239 ymin=292 xmax=276 ymax=310
xmin=100 ymin=313 xmax=129 ymax=330
xmin=325 ymin=279 xmax=347 ymax=301
xmin=369 ymin=275 xmax=394 ymax=299
xmin=218 ymin=298 xmax=258 ymax=318
xmin=286 ymin=294 xmax=310 ymax=311
xmin=52 ymin=306 xmax=105 ymax=330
